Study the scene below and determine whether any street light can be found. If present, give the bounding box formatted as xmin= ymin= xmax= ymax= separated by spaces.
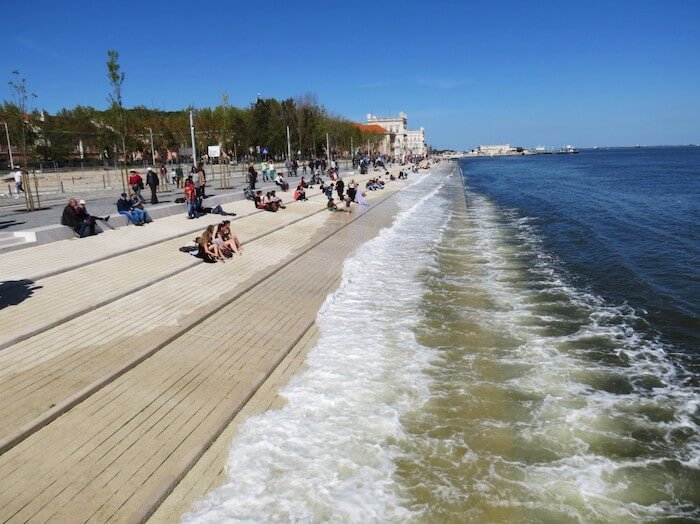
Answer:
xmin=189 ymin=111 xmax=197 ymax=168
xmin=146 ymin=127 xmax=155 ymax=167
xmin=1 ymin=122 xmax=13 ymax=168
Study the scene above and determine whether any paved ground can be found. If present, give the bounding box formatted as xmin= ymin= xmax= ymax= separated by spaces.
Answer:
xmin=0 ymin=161 xmax=361 ymax=233
xmin=0 ymin=177 xmax=290 ymax=233
xmin=0 ymin=161 xmax=424 ymax=523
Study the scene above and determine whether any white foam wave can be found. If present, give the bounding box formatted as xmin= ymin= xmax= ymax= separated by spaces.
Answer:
xmin=428 ymin=188 xmax=699 ymax=519
xmin=184 ymin=169 xmax=452 ymax=523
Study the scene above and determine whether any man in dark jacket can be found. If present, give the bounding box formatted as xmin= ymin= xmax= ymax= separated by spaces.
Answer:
xmin=247 ymin=163 xmax=257 ymax=190
xmin=335 ymin=177 xmax=345 ymax=200
xmin=61 ymin=197 xmax=95 ymax=237
xmin=146 ymin=167 xmax=159 ymax=204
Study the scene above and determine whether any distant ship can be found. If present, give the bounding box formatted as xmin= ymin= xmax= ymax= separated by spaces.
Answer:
xmin=533 ymin=145 xmax=578 ymax=154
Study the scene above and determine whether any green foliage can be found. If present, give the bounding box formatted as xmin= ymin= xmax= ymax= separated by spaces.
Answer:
xmin=1 ymin=85 xmax=384 ymax=165
xmin=106 ymin=50 xmax=125 ymax=111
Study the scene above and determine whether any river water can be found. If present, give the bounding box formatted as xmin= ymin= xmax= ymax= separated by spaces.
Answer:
xmin=186 ymin=150 xmax=699 ymax=523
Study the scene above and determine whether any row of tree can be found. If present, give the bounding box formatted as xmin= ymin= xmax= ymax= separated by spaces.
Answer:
xmin=2 ymin=55 xmax=384 ymax=168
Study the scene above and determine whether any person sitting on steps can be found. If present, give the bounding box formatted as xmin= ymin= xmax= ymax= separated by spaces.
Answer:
xmin=294 ymin=185 xmax=307 ymax=201
xmin=116 ymin=193 xmax=146 ymax=225
xmin=270 ymin=190 xmax=286 ymax=209
xmin=197 ymin=225 xmax=224 ymax=262
xmin=61 ymin=197 xmax=96 ymax=237
xmin=78 ymin=199 xmax=109 ymax=224
xmin=129 ymin=193 xmax=153 ymax=222
xmin=215 ymin=220 xmax=243 ymax=256
xmin=275 ymin=172 xmax=290 ymax=191
xmin=254 ymin=190 xmax=268 ymax=210
xmin=262 ymin=192 xmax=279 ymax=212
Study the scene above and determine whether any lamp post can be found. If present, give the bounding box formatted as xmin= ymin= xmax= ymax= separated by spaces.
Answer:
xmin=286 ymin=125 xmax=292 ymax=162
xmin=1 ymin=122 xmax=13 ymax=168
xmin=146 ymin=127 xmax=155 ymax=167
xmin=189 ymin=111 xmax=197 ymax=168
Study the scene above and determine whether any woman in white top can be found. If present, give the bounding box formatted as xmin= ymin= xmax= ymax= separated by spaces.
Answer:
xmin=354 ymin=186 xmax=370 ymax=206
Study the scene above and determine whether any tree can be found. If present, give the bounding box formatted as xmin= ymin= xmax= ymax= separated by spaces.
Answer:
xmin=8 ymin=71 xmax=40 ymax=209
xmin=8 ymin=70 xmax=37 ymax=171
xmin=106 ymin=49 xmax=127 ymax=191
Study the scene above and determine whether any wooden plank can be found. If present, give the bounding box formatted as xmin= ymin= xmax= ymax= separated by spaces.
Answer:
xmin=0 ymin=184 xmax=404 ymax=523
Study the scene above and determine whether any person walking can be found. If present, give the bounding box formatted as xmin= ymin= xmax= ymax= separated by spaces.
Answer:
xmin=198 ymin=165 xmax=207 ymax=198
xmin=347 ymin=179 xmax=357 ymax=202
xmin=175 ymin=165 xmax=184 ymax=188
xmin=146 ymin=167 xmax=159 ymax=204
xmin=13 ymin=166 xmax=24 ymax=199
xmin=184 ymin=176 xmax=200 ymax=219
xmin=247 ymin=163 xmax=257 ymax=190
xmin=335 ymin=177 xmax=345 ymax=200
xmin=128 ymin=170 xmax=146 ymax=204
xmin=192 ymin=167 xmax=201 ymax=198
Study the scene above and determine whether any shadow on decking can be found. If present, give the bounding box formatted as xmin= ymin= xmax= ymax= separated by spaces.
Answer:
xmin=0 ymin=280 xmax=43 ymax=309
xmin=0 ymin=220 xmax=25 ymax=229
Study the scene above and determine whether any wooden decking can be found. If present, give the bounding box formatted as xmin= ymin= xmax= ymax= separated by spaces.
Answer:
xmin=0 ymin=169 xmax=413 ymax=523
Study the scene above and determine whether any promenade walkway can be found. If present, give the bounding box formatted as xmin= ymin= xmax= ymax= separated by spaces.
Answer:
xmin=0 ymin=166 xmax=419 ymax=523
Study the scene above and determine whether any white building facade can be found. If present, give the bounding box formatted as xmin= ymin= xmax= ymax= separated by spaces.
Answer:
xmin=366 ymin=112 xmax=427 ymax=159
xmin=407 ymin=128 xmax=427 ymax=157
xmin=474 ymin=144 xmax=517 ymax=155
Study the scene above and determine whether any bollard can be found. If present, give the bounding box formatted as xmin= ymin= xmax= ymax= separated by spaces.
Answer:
xmin=103 ymin=174 xmax=106 ymax=189
xmin=61 ymin=180 xmax=64 ymax=193
xmin=72 ymin=176 xmax=75 ymax=185
xmin=7 ymin=183 xmax=11 ymax=197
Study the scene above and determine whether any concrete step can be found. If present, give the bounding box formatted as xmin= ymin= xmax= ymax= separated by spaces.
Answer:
xmin=0 ymin=235 xmax=30 ymax=252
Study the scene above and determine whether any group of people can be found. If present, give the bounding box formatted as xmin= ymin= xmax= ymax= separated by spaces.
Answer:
xmin=196 ymin=221 xmax=244 ymax=263
xmin=365 ymin=177 xmax=386 ymax=191
xmin=61 ymin=198 xmax=110 ymax=237
xmin=293 ymin=176 xmax=312 ymax=201
xmin=60 ymin=159 xmax=399 ymax=240
xmin=128 ymin=168 xmax=161 ymax=205
xmin=182 ymin=164 xmax=215 ymax=219
xmin=318 ymin=176 xmax=370 ymax=212
xmin=246 ymin=158 xmax=337 ymax=191
xmin=60 ymin=190 xmax=151 ymax=237
xmin=117 ymin=192 xmax=152 ymax=225
xmin=253 ymin=190 xmax=287 ymax=212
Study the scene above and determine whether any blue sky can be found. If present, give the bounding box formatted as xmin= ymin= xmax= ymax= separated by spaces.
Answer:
xmin=2 ymin=0 xmax=699 ymax=149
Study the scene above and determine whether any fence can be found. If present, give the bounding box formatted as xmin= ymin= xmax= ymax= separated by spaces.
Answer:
xmin=1 ymin=159 xmax=353 ymax=202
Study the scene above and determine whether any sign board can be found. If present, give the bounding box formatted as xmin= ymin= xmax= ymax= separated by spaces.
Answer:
xmin=208 ymin=145 xmax=221 ymax=158
xmin=261 ymin=147 xmax=269 ymax=156
xmin=178 ymin=147 xmax=193 ymax=157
